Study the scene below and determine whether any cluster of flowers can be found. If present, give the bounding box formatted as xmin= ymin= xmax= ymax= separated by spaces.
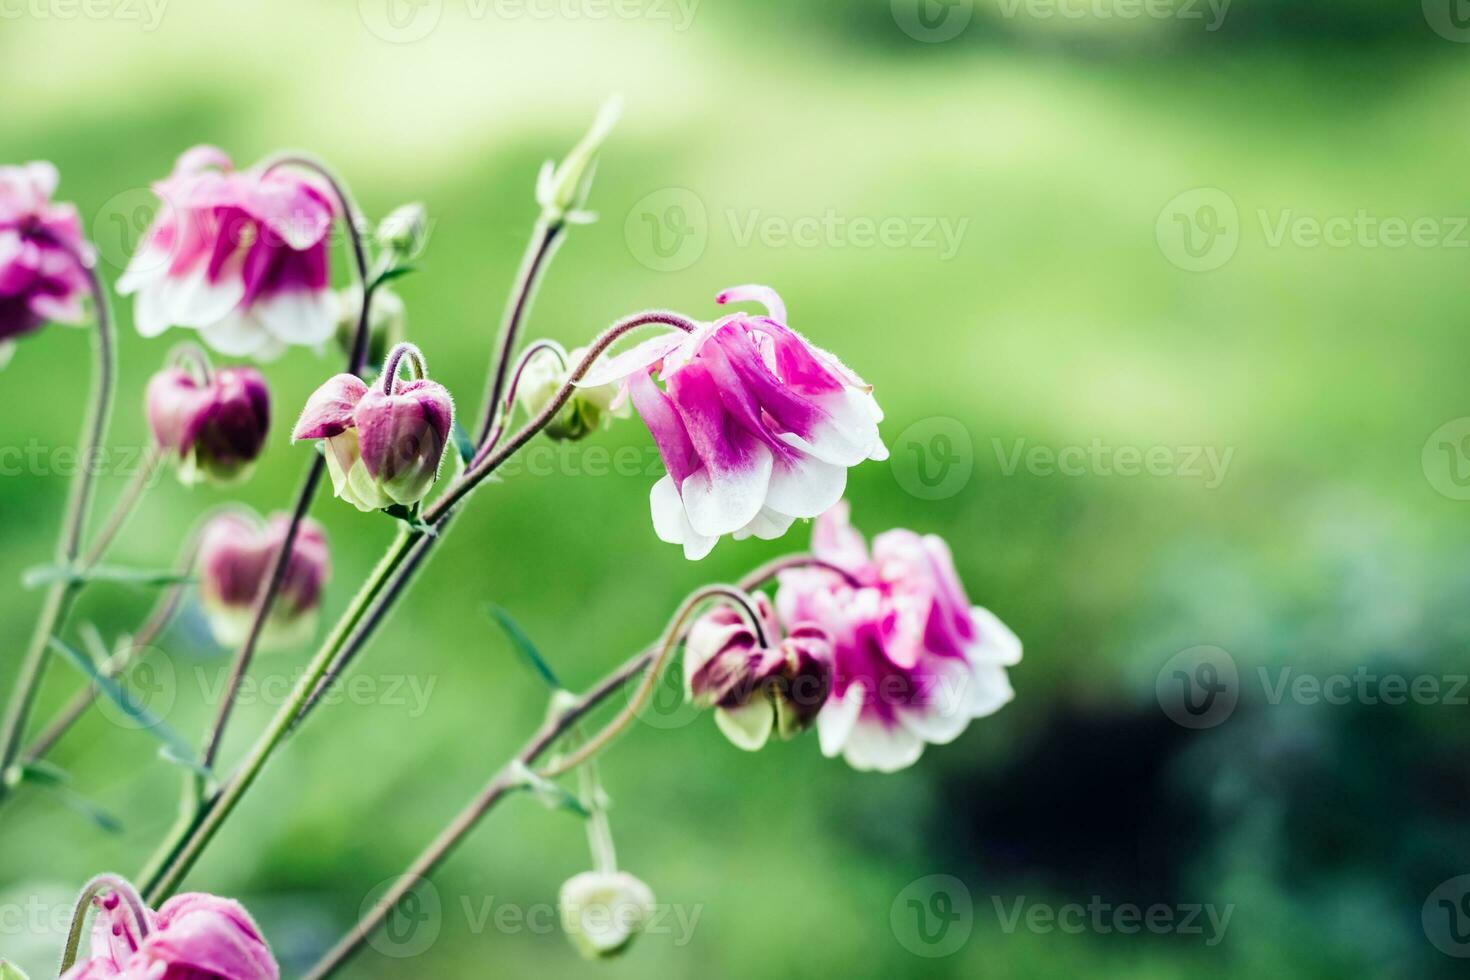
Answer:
xmin=0 ymin=127 xmax=1021 ymax=972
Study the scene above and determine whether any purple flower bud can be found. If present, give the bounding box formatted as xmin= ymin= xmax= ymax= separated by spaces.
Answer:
xmin=0 ymin=162 xmax=93 ymax=349
xmin=683 ymin=594 xmax=833 ymax=751
xmin=146 ymin=365 xmax=270 ymax=485
xmin=61 ymin=885 xmax=279 ymax=980
xmin=292 ymin=344 xmax=454 ymax=512
xmin=198 ymin=510 xmax=329 ymax=651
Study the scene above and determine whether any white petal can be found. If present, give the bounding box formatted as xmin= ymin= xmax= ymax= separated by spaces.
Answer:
xmin=649 ymin=475 xmax=718 ymax=560
xmin=965 ymin=663 xmax=1015 ymax=719
xmin=154 ymin=261 xmax=246 ymax=330
xmin=680 ymin=441 xmax=772 ymax=538
xmin=715 ymin=701 xmax=774 ymax=751
xmin=816 ymin=682 xmax=865 ymax=759
xmin=132 ymin=285 xmax=175 ymax=338
xmin=968 ymin=606 xmax=1023 ymax=666
xmin=576 ymin=330 xmax=688 ymax=387
xmin=732 ymin=507 xmax=795 ymax=542
xmin=764 ymin=451 xmax=847 ymax=520
xmin=257 ymin=288 xmax=337 ymax=346
xmin=897 ymin=659 xmax=976 ymax=744
xmin=842 ymin=719 xmax=926 ymax=773
xmin=116 ymin=246 xmax=170 ymax=295
xmin=200 ymin=309 xmax=270 ymax=358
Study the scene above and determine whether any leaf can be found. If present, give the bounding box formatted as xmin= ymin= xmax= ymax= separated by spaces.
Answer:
xmin=158 ymin=744 xmax=212 ymax=779
xmin=19 ymin=763 xmax=122 ymax=834
xmin=451 ymin=420 xmax=475 ymax=464
xmin=508 ymin=761 xmax=589 ymax=818
xmin=22 ymin=564 xmax=195 ymax=590
xmin=487 ymin=605 xmax=561 ymax=689
xmin=375 ymin=264 xmax=418 ymax=286
xmin=48 ymin=638 xmax=210 ymax=783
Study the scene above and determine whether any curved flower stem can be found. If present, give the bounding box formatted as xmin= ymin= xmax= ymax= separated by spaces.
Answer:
xmin=474 ymin=218 xmax=564 ymax=448
xmin=195 ymin=155 xmax=375 ymax=776
xmin=478 ymin=339 xmax=567 ymax=457
xmin=0 ymin=252 xmax=115 ymax=801
xmin=59 ymin=874 xmax=150 ymax=974
xmin=379 ymin=341 xmax=427 ymax=395
xmin=429 ymin=310 xmax=698 ymax=524
xmin=21 ymin=533 xmax=198 ymax=767
xmin=303 ymin=561 xmax=798 ymax=979
xmin=738 ymin=554 xmax=862 ymax=590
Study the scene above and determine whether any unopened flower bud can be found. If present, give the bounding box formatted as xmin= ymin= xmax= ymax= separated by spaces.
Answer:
xmin=146 ymin=364 xmax=270 ymax=485
xmin=558 ymin=871 xmax=654 ymax=960
xmin=375 ymin=203 xmax=428 ymax=261
xmin=684 ymin=595 xmax=833 ymax=750
xmin=198 ymin=510 xmax=330 ymax=651
xmin=292 ymin=344 xmax=454 ymax=512
xmin=519 ymin=346 xmax=627 ymax=442
xmin=536 ymin=97 xmax=621 ymax=224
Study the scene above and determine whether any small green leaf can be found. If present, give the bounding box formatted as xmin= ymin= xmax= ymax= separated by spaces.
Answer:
xmin=20 ymin=764 xmax=123 ymax=834
xmin=17 ymin=759 xmax=70 ymax=786
xmin=48 ymin=638 xmax=210 ymax=783
xmin=375 ymin=264 xmax=418 ymax=286
xmin=451 ymin=420 xmax=475 ymax=465
xmin=487 ymin=605 xmax=561 ymax=689
xmin=509 ymin=761 xmax=589 ymax=817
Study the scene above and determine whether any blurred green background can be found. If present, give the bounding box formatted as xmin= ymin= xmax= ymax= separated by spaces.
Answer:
xmin=3 ymin=1 xmax=1470 ymax=977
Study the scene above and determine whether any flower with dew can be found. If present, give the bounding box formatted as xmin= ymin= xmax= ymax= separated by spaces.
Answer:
xmin=684 ymin=593 xmax=833 ymax=750
xmin=558 ymin=870 xmax=655 ymax=960
xmin=198 ymin=510 xmax=329 ymax=650
xmin=292 ymin=343 xmax=454 ymax=512
xmin=0 ymin=162 xmax=93 ymax=354
xmin=146 ymin=362 xmax=270 ymax=486
xmin=61 ymin=883 xmax=278 ymax=980
xmin=578 ymin=285 xmax=886 ymax=560
xmin=517 ymin=345 xmax=628 ymax=442
xmin=774 ymin=502 xmax=1021 ymax=773
xmin=118 ymin=146 xmax=337 ymax=360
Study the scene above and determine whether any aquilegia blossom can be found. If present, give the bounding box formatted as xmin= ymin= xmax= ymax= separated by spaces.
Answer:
xmin=146 ymin=364 xmax=270 ymax=485
xmin=684 ymin=593 xmax=833 ymax=750
xmin=580 ymin=285 xmax=886 ymax=560
xmin=558 ymin=870 xmax=655 ymax=960
xmin=292 ymin=344 xmax=454 ymax=512
xmin=62 ymin=887 xmax=278 ymax=980
xmin=198 ymin=510 xmax=329 ymax=650
xmin=0 ymin=161 xmax=93 ymax=347
xmin=775 ymin=502 xmax=1021 ymax=773
xmin=119 ymin=146 xmax=337 ymax=360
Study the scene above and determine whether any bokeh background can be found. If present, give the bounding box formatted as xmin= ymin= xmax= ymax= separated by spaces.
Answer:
xmin=3 ymin=1 xmax=1470 ymax=977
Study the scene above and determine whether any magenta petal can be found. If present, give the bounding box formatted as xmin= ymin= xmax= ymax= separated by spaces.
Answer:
xmin=141 ymin=893 xmax=279 ymax=980
xmin=293 ymin=374 xmax=368 ymax=440
xmin=353 ymin=381 xmax=452 ymax=482
xmin=714 ymin=283 xmax=787 ymax=323
xmin=628 ymin=368 xmax=698 ymax=485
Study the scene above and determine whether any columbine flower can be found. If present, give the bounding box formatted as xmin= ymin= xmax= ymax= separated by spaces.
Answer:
xmin=62 ymin=887 xmax=279 ymax=980
xmin=146 ymin=364 xmax=270 ymax=485
xmin=292 ymin=344 xmax=454 ymax=512
xmin=579 ymin=285 xmax=886 ymax=560
xmin=198 ymin=510 xmax=329 ymax=650
xmin=684 ymin=593 xmax=833 ymax=750
xmin=775 ymin=502 xmax=1021 ymax=773
xmin=0 ymin=162 xmax=93 ymax=350
xmin=517 ymin=345 xmax=627 ymax=442
xmin=118 ymin=146 xmax=337 ymax=360
xmin=558 ymin=871 xmax=655 ymax=960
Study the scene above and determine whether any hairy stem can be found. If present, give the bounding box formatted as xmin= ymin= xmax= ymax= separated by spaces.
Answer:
xmin=0 ymin=252 xmax=116 ymax=800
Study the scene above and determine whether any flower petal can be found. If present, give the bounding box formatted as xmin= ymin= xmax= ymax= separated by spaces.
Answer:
xmin=293 ymin=374 xmax=368 ymax=440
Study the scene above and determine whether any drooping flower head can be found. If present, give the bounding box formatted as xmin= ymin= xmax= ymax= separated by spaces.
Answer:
xmin=61 ymin=883 xmax=278 ymax=980
xmin=517 ymin=344 xmax=628 ymax=442
xmin=775 ymin=502 xmax=1021 ymax=773
xmin=684 ymin=593 xmax=833 ymax=750
xmin=292 ymin=343 xmax=454 ymax=512
xmin=558 ymin=870 xmax=654 ymax=960
xmin=0 ymin=162 xmax=93 ymax=347
xmin=119 ymin=146 xmax=337 ymax=360
xmin=198 ymin=510 xmax=329 ymax=650
xmin=580 ymin=286 xmax=886 ymax=560
xmin=146 ymin=355 xmax=270 ymax=486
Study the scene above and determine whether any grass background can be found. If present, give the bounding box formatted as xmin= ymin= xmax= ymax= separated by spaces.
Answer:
xmin=2 ymin=1 xmax=1470 ymax=977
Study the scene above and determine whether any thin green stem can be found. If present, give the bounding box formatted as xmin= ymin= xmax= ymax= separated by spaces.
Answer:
xmin=0 ymin=251 xmax=116 ymax=801
xmin=59 ymin=874 xmax=150 ymax=974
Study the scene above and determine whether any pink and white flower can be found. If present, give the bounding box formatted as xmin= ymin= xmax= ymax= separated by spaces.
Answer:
xmin=146 ymin=364 xmax=271 ymax=486
xmin=198 ymin=510 xmax=330 ymax=650
xmin=0 ymin=162 xmax=93 ymax=347
xmin=62 ymin=887 xmax=278 ymax=980
xmin=580 ymin=286 xmax=886 ymax=560
xmin=119 ymin=146 xmax=337 ymax=360
xmin=775 ymin=502 xmax=1021 ymax=773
